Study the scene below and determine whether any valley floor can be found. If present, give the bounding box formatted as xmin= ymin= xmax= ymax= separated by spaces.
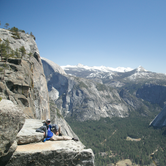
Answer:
xmin=67 ymin=113 xmax=166 ymax=166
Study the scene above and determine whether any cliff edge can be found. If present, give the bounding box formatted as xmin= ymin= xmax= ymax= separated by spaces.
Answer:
xmin=0 ymin=28 xmax=95 ymax=165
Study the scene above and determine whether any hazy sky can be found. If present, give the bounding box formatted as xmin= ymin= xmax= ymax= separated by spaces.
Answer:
xmin=1 ymin=0 xmax=166 ymax=73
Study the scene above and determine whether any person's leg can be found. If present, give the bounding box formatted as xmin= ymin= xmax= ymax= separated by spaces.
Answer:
xmin=58 ymin=125 xmax=61 ymax=135
xmin=52 ymin=124 xmax=61 ymax=136
xmin=50 ymin=133 xmax=72 ymax=141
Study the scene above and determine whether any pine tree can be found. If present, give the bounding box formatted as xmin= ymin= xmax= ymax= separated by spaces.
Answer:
xmin=0 ymin=38 xmax=2 ymax=60
xmin=30 ymin=32 xmax=36 ymax=40
xmin=15 ymin=49 xmax=21 ymax=58
xmin=3 ymin=39 xmax=11 ymax=62
xmin=28 ymin=52 xmax=33 ymax=60
xmin=10 ymin=27 xmax=19 ymax=33
xmin=10 ymin=50 xmax=15 ymax=58
xmin=0 ymin=43 xmax=7 ymax=61
xmin=19 ymin=46 xmax=26 ymax=59
xmin=5 ymin=39 xmax=10 ymax=54
xmin=4 ymin=23 xmax=9 ymax=29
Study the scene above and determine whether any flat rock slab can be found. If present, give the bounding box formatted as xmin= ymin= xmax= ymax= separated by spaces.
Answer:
xmin=7 ymin=141 xmax=94 ymax=166
xmin=17 ymin=119 xmax=44 ymax=144
xmin=16 ymin=140 xmax=85 ymax=153
xmin=12 ymin=119 xmax=95 ymax=165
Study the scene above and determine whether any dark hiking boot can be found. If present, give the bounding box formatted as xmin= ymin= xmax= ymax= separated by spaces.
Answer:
xmin=43 ymin=138 xmax=47 ymax=142
xmin=72 ymin=138 xmax=79 ymax=141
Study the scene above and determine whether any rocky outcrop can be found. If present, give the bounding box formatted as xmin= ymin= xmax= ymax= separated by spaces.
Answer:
xmin=42 ymin=58 xmax=129 ymax=121
xmin=0 ymin=29 xmax=94 ymax=165
xmin=6 ymin=141 xmax=94 ymax=166
xmin=149 ymin=105 xmax=166 ymax=128
xmin=0 ymin=28 xmax=50 ymax=120
xmin=9 ymin=118 xmax=94 ymax=166
xmin=0 ymin=102 xmax=94 ymax=165
xmin=0 ymin=99 xmax=25 ymax=165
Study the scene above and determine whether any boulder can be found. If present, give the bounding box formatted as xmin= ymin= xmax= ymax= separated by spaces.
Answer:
xmin=0 ymin=99 xmax=25 ymax=165
xmin=6 ymin=141 xmax=94 ymax=166
xmin=17 ymin=119 xmax=44 ymax=145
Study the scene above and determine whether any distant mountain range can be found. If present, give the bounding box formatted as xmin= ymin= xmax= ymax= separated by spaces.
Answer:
xmin=41 ymin=58 xmax=166 ymax=124
xmin=61 ymin=64 xmax=166 ymax=88
xmin=61 ymin=63 xmax=133 ymax=73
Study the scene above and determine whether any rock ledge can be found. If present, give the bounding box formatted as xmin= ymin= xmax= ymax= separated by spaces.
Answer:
xmin=7 ymin=141 xmax=94 ymax=166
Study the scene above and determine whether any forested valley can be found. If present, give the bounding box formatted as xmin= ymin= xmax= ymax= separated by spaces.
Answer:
xmin=67 ymin=111 xmax=166 ymax=166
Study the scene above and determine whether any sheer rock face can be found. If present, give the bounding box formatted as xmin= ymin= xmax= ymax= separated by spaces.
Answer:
xmin=136 ymin=84 xmax=166 ymax=108
xmin=0 ymin=29 xmax=50 ymax=120
xmin=150 ymin=105 xmax=166 ymax=128
xmin=0 ymin=99 xmax=25 ymax=165
xmin=119 ymin=89 xmax=143 ymax=110
xmin=42 ymin=58 xmax=129 ymax=121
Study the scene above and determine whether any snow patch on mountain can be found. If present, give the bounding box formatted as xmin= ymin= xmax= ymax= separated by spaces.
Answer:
xmin=127 ymin=66 xmax=149 ymax=80
xmin=87 ymin=72 xmax=114 ymax=79
xmin=60 ymin=63 xmax=162 ymax=83
xmin=61 ymin=64 xmax=133 ymax=73
xmin=137 ymin=66 xmax=147 ymax=72
xmin=128 ymin=72 xmax=150 ymax=80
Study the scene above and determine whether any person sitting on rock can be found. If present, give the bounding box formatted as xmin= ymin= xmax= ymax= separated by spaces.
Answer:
xmin=36 ymin=119 xmax=78 ymax=142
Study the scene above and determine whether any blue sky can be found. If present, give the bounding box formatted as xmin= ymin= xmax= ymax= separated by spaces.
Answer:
xmin=1 ymin=0 xmax=166 ymax=73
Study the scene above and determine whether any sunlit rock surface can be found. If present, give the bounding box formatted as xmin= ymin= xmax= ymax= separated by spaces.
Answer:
xmin=0 ymin=99 xmax=25 ymax=165
xmin=0 ymin=28 xmax=50 ymax=120
xmin=6 ymin=141 xmax=94 ymax=166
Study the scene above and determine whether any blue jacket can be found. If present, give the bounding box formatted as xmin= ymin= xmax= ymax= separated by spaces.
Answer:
xmin=36 ymin=123 xmax=58 ymax=138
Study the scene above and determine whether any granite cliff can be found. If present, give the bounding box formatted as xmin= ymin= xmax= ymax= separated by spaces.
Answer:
xmin=0 ymin=28 xmax=50 ymax=119
xmin=0 ymin=28 xmax=94 ymax=166
xmin=0 ymin=28 xmax=76 ymax=136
